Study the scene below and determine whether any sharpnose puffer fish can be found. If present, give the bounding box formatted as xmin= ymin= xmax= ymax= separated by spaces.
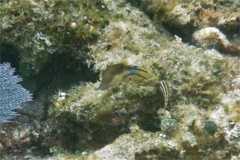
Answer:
xmin=99 ymin=63 xmax=149 ymax=90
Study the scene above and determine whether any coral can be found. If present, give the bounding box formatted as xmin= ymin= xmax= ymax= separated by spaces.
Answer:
xmin=0 ymin=63 xmax=32 ymax=122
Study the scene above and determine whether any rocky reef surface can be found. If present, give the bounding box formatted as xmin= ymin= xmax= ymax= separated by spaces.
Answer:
xmin=0 ymin=0 xmax=240 ymax=159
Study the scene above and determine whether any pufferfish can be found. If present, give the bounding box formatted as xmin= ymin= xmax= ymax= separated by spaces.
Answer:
xmin=99 ymin=63 xmax=149 ymax=90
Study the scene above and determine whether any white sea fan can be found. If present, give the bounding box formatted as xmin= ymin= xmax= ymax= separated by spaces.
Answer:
xmin=0 ymin=63 xmax=32 ymax=122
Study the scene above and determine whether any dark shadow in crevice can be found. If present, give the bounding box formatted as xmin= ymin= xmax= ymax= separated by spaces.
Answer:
xmin=0 ymin=44 xmax=20 ymax=72
xmin=1 ymin=44 xmax=99 ymax=120
xmin=0 ymin=43 xmax=100 ymax=157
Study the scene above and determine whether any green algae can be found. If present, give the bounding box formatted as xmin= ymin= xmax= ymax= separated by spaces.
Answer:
xmin=0 ymin=0 xmax=110 ymax=75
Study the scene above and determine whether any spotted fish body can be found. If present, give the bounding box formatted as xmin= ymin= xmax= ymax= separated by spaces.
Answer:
xmin=99 ymin=63 xmax=148 ymax=90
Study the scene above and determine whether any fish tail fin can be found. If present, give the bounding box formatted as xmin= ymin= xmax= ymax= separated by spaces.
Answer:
xmin=134 ymin=69 xmax=149 ymax=79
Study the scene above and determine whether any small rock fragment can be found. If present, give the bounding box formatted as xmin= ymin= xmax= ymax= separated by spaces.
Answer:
xmin=192 ymin=27 xmax=240 ymax=55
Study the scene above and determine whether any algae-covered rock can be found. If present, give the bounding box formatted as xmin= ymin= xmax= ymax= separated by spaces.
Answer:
xmin=47 ymin=0 xmax=240 ymax=159
xmin=1 ymin=0 xmax=240 ymax=159
xmin=0 ymin=0 xmax=110 ymax=75
xmin=136 ymin=0 xmax=240 ymax=41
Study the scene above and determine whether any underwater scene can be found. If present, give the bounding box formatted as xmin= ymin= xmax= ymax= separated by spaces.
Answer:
xmin=0 ymin=0 xmax=240 ymax=159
